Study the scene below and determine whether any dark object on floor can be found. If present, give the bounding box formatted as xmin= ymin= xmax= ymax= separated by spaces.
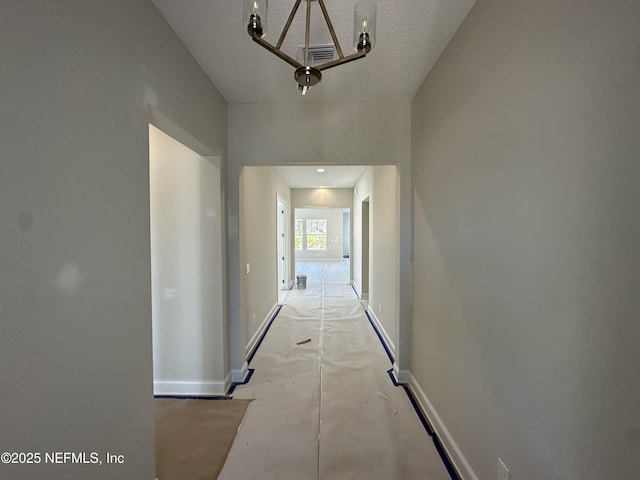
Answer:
xmin=296 ymin=338 xmax=312 ymax=345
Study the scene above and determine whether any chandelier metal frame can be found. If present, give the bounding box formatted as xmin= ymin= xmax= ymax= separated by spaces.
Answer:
xmin=246 ymin=0 xmax=374 ymax=94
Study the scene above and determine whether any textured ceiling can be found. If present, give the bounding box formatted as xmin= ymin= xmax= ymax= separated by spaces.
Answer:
xmin=153 ymin=0 xmax=475 ymax=103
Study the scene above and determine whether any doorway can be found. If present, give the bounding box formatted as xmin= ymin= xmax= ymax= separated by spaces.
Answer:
xmin=148 ymin=124 xmax=225 ymax=396
xmin=276 ymin=195 xmax=289 ymax=303
xmin=360 ymin=197 xmax=370 ymax=302
xmin=343 ymin=209 xmax=350 ymax=259
xmin=294 ymin=207 xmax=347 ymax=264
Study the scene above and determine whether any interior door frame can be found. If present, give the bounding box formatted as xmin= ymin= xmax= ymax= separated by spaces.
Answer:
xmin=276 ymin=194 xmax=288 ymax=303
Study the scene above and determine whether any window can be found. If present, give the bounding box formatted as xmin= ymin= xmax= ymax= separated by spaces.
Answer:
xmin=295 ymin=218 xmax=327 ymax=251
xmin=295 ymin=219 xmax=303 ymax=250
xmin=305 ymin=219 xmax=327 ymax=250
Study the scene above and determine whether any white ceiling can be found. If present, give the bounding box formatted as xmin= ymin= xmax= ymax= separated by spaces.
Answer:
xmin=275 ymin=165 xmax=368 ymax=188
xmin=153 ymin=0 xmax=476 ymax=104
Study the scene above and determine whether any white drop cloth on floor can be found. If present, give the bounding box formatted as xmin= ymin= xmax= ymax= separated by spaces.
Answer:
xmin=219 ymin=261 xmax=450 ymax=480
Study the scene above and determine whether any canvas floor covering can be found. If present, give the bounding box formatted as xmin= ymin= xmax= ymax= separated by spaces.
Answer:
xmin=219 ymin=260 xmax=450 ymax=480
xmin=155 ymin=398 xmax=250 ymax=480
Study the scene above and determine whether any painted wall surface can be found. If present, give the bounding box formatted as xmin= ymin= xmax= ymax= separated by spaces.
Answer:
xmin=411 ymin=1 xmax=640 ymax=479
xmin=371 ymin=166 xmax=399 ymax=351
xmin=240 ymin=167 xmax=291 ymax=351
xmin=0 ymin=1 xmax=227 ymax=478
xmin=354 ymin=167 xmax=399 ymax=351
xmin=292 ymin=188 xmax=354 ymax=209
xmin=295 ymin=208 xmax=344 ymax=262
xmin=227 ymin=102 xmax=413 ymax=378
xmin=149 ymin=125 xmax=225 ymax=395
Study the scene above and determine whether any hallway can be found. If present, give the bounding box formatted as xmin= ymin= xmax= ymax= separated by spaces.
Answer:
xmin=219 ymin=261 xmax=450 ymax=480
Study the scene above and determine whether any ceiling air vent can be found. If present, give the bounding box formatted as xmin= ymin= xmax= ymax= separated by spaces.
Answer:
xmin=297 ymin=44 xmax=336 ymax=65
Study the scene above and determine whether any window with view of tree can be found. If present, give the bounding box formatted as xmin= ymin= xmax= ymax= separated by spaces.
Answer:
xmin=295 ymin=219 xmax=303 ymax=250
xmin=295 ymin=218 xmax=327 ymax=251
xmin=306 ymin=219 xmax=327 ymax=250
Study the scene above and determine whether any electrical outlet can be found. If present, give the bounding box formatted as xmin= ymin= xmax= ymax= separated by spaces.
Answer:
xmin=378 ymin=304 xmax=382 ymax=313
xmin=497 ymin=458 xmax=509 ymax=480
xmin=252 ymin=313 xmax=256 ymax=325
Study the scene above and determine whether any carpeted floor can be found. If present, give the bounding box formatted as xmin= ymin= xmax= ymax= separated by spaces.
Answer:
xmin=155 ymin=398 xmax=251 ymax=480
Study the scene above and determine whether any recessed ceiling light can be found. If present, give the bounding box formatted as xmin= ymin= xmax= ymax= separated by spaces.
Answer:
xmin=317 ymin=168 xmax=325 ymax=173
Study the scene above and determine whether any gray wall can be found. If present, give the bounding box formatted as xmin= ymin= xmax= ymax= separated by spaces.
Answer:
xmin=292 ymin=188 xmax=354 ymax=210
xmin=354 ymin=166 xmax=399 ymax=351
xmin=240 ymin=167 xmax=291 ymax=351
xmin=411 ymin=0 xmax=640 ymax=479
xmin=0 ymin=1 xmax=227 ymax=478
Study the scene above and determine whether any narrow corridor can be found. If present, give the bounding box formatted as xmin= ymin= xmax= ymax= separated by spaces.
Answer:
xmin=219 ymin=261 xmax=450 ymax=480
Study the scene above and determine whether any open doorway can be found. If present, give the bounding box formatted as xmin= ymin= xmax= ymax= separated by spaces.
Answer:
xmin=148 ymin=124 xmax=225 ymax=396
xmin=294 ymin=206 xmax=352 ymax=290
xmin=294 ymin=207 xmax=347 ymax=263
xmin=343 ymin=209 xmax=351 ymax=259
xmin=360 ymin=197 xmax=370 ymax=302
xmin=237 ymin=165 xmax=400 ymax=369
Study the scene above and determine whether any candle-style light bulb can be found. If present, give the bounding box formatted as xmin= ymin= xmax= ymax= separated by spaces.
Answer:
xmin=353 ymin=1 xmax=376 ymax=53
xmin=244 ymin=0 xmax=268 ymax=38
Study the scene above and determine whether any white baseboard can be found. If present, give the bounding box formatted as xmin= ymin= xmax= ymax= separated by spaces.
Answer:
xmin=287 ymin=280 xmax=296 ymax=289
xmin=352 ymin=282 xmax=361 ymax=299
xmin=154 ymin=380 xmax=228 ymax=396
xmin=246 ymin=303 xmax=280 ymax=358
xmin=231 ymin=362 xmax=249 ymax=383
xmin=393 ymin=363 xmax=411 ymax=384
xmin=408 ymin=374 xmax=479 ymax=480
xmin=366 ymin=308 xmax=396 ymax=358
